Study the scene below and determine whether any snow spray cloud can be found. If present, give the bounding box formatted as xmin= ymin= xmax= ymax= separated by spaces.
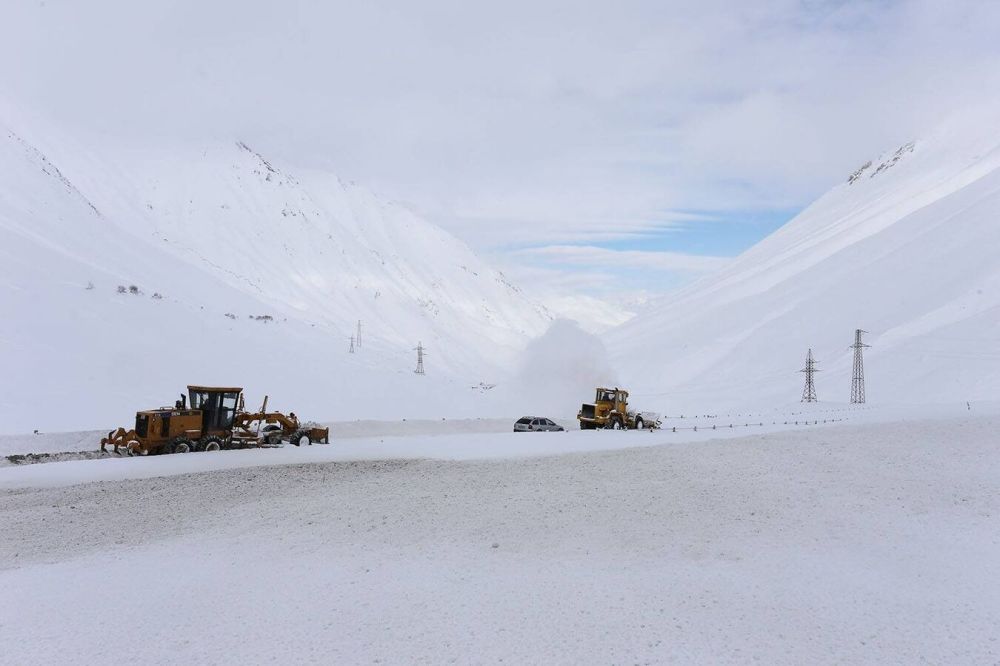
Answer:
xmin=512 ymin=319 xmax=619 ymax=418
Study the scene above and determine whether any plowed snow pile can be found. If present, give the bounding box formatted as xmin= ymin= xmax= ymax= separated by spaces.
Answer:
xmin=2 ymin=412 xmax=999 ymax=664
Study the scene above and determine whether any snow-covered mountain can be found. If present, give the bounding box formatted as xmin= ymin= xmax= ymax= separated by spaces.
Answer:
xmin=615 ymin=121 xmax=1000 ymax=412
xmin=0 ymin=122 xmax=551 ymax=433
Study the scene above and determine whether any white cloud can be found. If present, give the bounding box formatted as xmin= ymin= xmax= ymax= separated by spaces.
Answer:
xmin=517 ymin=245 xmax=729 ymax=273
xmin=498 ymin=244 xmax=725 ymax=331
xmin=3 ymin=0 xmax=1000 ymax=309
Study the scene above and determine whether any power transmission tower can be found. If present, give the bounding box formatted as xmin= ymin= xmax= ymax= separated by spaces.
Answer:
xmin=850 ymin=329 xmax=870 ymax=404
xmin=356 ymin=320 xmax=362 ymax=348
xmin=349 ymin=335 xmax=355 ymax=353
xmin=414 ymin=342 xmax=426 ymax=375
xmin=800 ymin=348 xmax=819 ymax=402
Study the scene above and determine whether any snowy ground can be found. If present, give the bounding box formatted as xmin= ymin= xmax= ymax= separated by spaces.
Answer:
xmin=2 ymin=406 xmax=999 ymax=664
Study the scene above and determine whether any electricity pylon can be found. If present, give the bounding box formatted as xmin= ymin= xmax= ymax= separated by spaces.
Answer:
xmin=800 ymin=348 xmax=819 ymax=402
xmin=850 ymin=329 xmax=870 ymax=404
xmin=414 ymin=342 xmax=426 ymax=375
xmin=349 ymin=335 xmax=355 ymax=353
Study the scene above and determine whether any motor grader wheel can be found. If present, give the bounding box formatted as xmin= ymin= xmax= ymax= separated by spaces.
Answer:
xmin=170 ymin=437 xmax=193 ymax=454
xmin=126 ymin=440 xmax=144 ymax=457
xmin=261 ymin=424 xmax=283 ymax=447
xmin=289 ymin=430 xmax=312 ymax=447
xmin=198 ymin=435 xmax=223 ymax=452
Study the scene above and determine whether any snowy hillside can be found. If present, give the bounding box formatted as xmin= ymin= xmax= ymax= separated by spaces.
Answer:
xmin=0 ymin=122 xmax=551 ymax=434
xmin=616 ymin=122 xmax=1000 ymax=411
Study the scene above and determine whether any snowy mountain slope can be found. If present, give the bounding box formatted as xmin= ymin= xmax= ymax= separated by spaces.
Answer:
xmin=0 ymin=123 xmax=551 ymax=434
xmin=615 ymin=123 xmax=1000 ymax=411
xmin=28 ymin=134 xmax=551 ymax=363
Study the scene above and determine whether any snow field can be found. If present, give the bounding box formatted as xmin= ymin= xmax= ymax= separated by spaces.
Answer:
xmin=2 ymin=414 xmax=999 ymax=664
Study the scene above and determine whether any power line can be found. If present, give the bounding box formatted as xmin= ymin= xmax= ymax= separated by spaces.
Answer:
xmin=850 ymin=329 xmax=870 ymax=404
xmin=800 ymin=348 xmax=819 ymax=402
xmin=414 ymin=341 xmax=426 ymax=375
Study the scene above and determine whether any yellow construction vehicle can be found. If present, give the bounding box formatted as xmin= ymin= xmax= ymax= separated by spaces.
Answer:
xmin=577 ymin=387 xmax=660 ymax=430
xmin=100 ymin=385 xmax=329 ymax=456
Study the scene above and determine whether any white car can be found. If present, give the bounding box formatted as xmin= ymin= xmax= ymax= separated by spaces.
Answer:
xmin=514 ymin=417 xmax=565 ymax=432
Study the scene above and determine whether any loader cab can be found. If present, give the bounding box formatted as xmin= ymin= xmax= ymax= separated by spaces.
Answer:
xmin=596 ymin=388 xmax=616 ymax=403
xmin=595 ymin=388 xmax=628 ymax=415
xmin=188 ymin=386 xmax=243 ymax=434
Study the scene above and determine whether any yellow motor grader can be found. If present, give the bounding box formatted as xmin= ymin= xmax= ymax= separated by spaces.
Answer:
xmin=100 ymin=385 xmax=330 ymax=456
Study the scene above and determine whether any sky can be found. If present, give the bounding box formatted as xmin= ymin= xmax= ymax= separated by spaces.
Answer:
xmin=3 ymin=0 xmax=1000 ymax=328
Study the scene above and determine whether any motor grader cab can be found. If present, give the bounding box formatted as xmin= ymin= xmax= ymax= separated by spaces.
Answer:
xmin=578 ymin=387 xmax=659 ymax=430
xmin=189 ymin=386 xmax=241 ymax=436
xmin=100 ymin=385 xmax=330 ymax=455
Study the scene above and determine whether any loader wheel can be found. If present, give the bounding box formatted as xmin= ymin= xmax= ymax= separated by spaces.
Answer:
xmin=290 ymin=430 xmax=312 ymax=447
xmin=635 ymin=417 xmax=644 ymax=430
xmin=607 ymin=417 xmax=623 ymax=431
xmin=126 ymin=440 xmax=144 ymax=457
xmin=170 ymin=437 xmax=193 ymax=454
xmin=198 ymin=435 xmax=223 ymax=453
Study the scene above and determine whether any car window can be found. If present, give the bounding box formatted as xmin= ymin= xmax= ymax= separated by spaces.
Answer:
xmin=516 ymin=417 xmax=531 ymax=425
xmin=545 ymin=419 xmax=555 ymax=426
xmin=531 ymin=419 xmax=540 ymax=426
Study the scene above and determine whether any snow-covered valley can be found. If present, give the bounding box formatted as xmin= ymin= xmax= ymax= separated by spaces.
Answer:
xmin=6 ymin=2 xmax=1000 ymax=663
xmin=5 ymin=116 xmax=1000 ymax=664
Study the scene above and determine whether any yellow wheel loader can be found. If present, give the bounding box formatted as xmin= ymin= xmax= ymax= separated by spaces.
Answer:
xmin=577 ymin=387 xmax=660 ymax=431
